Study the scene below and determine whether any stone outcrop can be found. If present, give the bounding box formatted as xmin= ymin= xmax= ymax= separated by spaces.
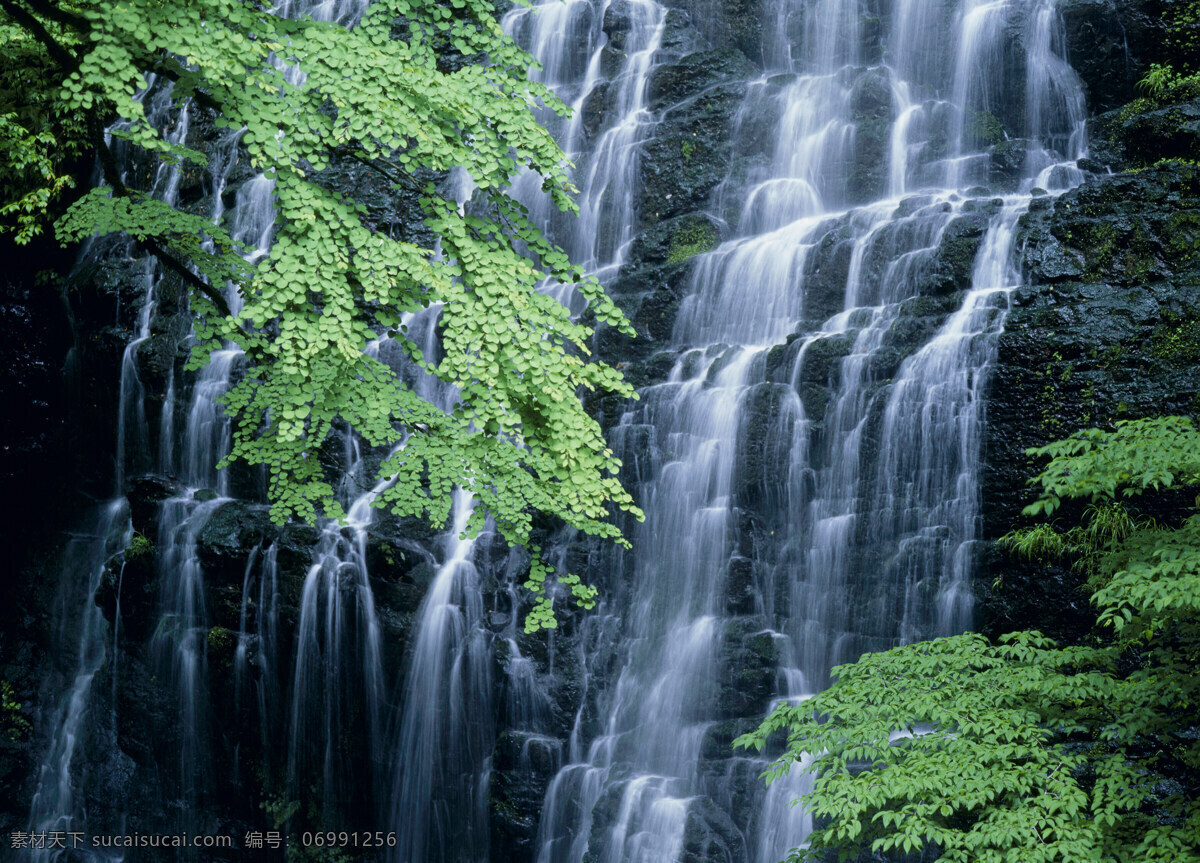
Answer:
xmin=980 ymin=163 xmax=1200 ymax=639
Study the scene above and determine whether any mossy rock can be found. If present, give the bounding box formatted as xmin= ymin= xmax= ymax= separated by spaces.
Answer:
xmin=1116 ymin=100 xmax=1200 ymax=167
xmin=1150 ymin=308 xmax=1200 ymax=366
xmin=206 ymin=625 xmax=237 ymax=668
xmin=667 ymin=217 xmax=719 ymax=263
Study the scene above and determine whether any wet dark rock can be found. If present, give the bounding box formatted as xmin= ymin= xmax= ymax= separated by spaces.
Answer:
xmin=1116 ymin=100 xmax=1200 ymax=167
xmin=621 ymin=351 xmax=677 ymax=390
xmin=989 ymin=138 xmax=1031 ymax=189
xmin=627 ymin=278 xmax=687 ymax=349
xmin=490 ymin=730 xmax=565 ymax=862
xmin=885 ymin=294 xmax=961 ymax=359
xmin=848 ymin=67 xmax=894 ymax=203
xmin=126 ymin=475 xmax=178 ymax=535
xmin=725 ymin=556 xmax=757 ymax=615
xmin=195 ymin=500 xmax=275 ymax=587
xmin=976 ymin=546 xmax=1095 ymax=644
xmin=94 ymin=537 xmax=159 ymax=641
xmin=274 ymin=520 xmax=322 ymax=577
xmin=924 ymin=212 xmax=991 ymax=294
xmin=699 ymin=717 xmax=760 ymax=762
xmin=642 ymin=90 xmax=747 ymax=224
xmin=612 ymin=421 xmax=655 ymax=488
xmin=661 ymin=7 xmax=703 ymax=54
xmin=1059 ymin=0 xmax=1165 ymax=113
xmin=799 ymin=224 xmax=856 ymax=326
xmin=580 ymin=80 xmax=614 ymax=143
xmin=680 ymin=796 xmax=748 ymax=863
xmin=675 ymin=0 xmax=765 ymax=63
xmin=981 ymin=164 xmax=1200 ymax=633
xmin=735 ymin=382 xmax=799 ymax=512
xmin=365 ymin=535 xmax=436 ymax=593
xmin=602 ymin=0 xmax=637 ymax=53
xmin=795 ymin=332 xmax=854 ymax=390
xmin=649 ymin=48 xmax=755 ymax=112
xmin=717 ymin=619 xmax=778 ymax=718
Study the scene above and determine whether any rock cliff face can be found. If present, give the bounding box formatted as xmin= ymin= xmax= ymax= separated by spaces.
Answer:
xmin=2 ymin=0 xmax=1199 ymax=860
xmin=980 ymin=163 xmax=1200 ymax=640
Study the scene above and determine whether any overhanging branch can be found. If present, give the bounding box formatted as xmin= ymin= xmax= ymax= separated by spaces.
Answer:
xmin=86 ymin=114 xmax=244 ymax=327
xmin=0 ymin=0 xmax=83 ymax=74
xmin=16 ymin=0 xmax=87 ymax=32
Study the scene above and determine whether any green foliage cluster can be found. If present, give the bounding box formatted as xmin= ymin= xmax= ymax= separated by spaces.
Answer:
xmin=0 ymin=0 xmax=645 ymax=627
xmin=1136 ymin=64 xmax=1200 ymax=102
xmin=968 ymin=109 xmax=1007 ymax=147
xmin=737 ymin=417 xmax=1200 ymax=863
xmin=1134 ymin=0 xmax=1200 ymax=101
xmin=1162 ymin=0 xmax=1200 ymax=74
xmin=1150 ymin=310 xmax=1200 ymax=366
xmin=124 ymin=531 xmax=153 ymax=561
xmin=680 ymin=138 xmax=696 ymax=163
xmin=0 ymin=11 xmax=86 ymax=242
xmin=667 ymin=219 xmax=717 ymax=264
xmin=1 ymin=680 xmax=31 ymax=741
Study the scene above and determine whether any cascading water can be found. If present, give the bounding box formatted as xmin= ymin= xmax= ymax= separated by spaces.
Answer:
xmin=391 ymin=486 xmax=495 ymax=863
xmin=503 ymin=0 xmax=666 ymax=286
xmin=25 ymin=501 xmax=132 ymax=862
xmin=22 ymin=77 xmax=201 ymax=859
xmin=22 ymin=0 xmax=373 ymax=853
xmin=521 ymin=0 xmax=1089 ymax=858
xmin=388 ymin=3 xmax=674 ymax=860
xmin=23 ymin=0 xmax=1093 ymax=857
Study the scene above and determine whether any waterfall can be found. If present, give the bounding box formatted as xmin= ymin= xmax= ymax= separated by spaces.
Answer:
xmin=520 ymin=0 xmax=1089 ymax=858
xmin=25 ymin=500 xmax=131 ymax=862
xmin=391 ymin=488 xmax=494 ymax=863
xmin=23 ymin=0 xmax=372 ymax=854
xmin=23 ymin=74 xmax=205 ymax=859
xmin=23 ymin=0 xmax=1093 ymax=857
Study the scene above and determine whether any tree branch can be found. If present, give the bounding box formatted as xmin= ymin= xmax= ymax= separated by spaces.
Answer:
xmin=0 ymin=0 xmax=82 ymax=74
xmin=85 ymin=114 xmax=244 ymax=326
xmin=335 ymin=147 xmax=423 ymax=194
xmin=15 ymin=0 xmax=87 ymax=32
xmin=142 ymin=235 xmax=238 ymax=321
xmin=147 ymin=57 xmax=223 ymax=114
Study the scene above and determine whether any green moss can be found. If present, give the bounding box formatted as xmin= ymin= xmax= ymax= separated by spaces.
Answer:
xmin=126 ymin=532 xmax=154 ymax=560
xmin=1150 ymin=310 xmax=1200 ymax=366
xmin=1117 ymin=96 xmax=1156 ymax=126
xmin=2 ymin=680 xmax=31 ymax=741
xmin=1165 ymin=210 xmax=1200 ymax=264
xmin=206 ymin=625 xmax=237 ymax=666
xmin=1035 ymin=351 xmax=1071 ymax=435
xmin=666 ymin=218 xmax=717 ymax=264
xmin=680 ymin=138 xmax=695 ymax=163
xmin=1080 ymin=223 xmax=1117 ymax=282
xmin=968 ymin=110 xmax=1006 ymax=147
xmin=1122 ymin=224 xmax=1156 ymax=283
xmin=1090 ymin=342 xmax=1125 ymax=370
